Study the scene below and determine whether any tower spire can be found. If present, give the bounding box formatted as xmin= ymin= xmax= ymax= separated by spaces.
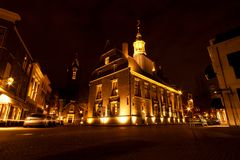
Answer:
xmin=136 ymin=20 xmax=142 ymax=40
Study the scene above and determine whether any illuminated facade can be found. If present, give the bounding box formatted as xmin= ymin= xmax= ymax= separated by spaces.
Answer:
xmin=0 ymin=8 xmax=33 ymax=122
xmin=26 ymin=63 xmax=52 ymax=114
xmin=207 ymin=28 xmax=240 ymax=126
xmin=0 ymin=8 xmax=52 ymax=124
xmin=87 ymin=23 xmax=184 ymax=125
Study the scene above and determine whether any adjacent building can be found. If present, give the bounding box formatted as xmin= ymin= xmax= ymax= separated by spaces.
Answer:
xmin=207 ymin=28 xmax=240 ymax=126
xmin=87 ymin=23 xmax=184 ymax=125
xmin=0 ymin=8 xmax=52 ymax=124
xmin=0 ymin=8 xmax=33 ymax=122
xmin=26 ymin=63 xmax=52 ymax=115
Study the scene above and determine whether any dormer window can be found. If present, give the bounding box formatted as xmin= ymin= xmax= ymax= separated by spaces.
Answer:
xmin=105 ymin=57 xmax=109 ymax=65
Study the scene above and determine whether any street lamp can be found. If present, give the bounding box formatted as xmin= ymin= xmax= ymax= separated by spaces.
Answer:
xmin=0 ymin=77 xmax=14 ymax=86
xmin=7 ymin=77 xmax=14 ymax=86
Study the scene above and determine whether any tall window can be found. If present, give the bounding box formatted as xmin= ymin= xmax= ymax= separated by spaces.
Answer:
xmin=111 ymin=79 xmax=118 ymax=96
xmin=22 ymin=56 xmax=28 ymax=71
xmin=93 ymin=101 xmax=102 ymax=117
xmin=153 ymin=103 xmax=159 ymax=116
xmin=152 ymin=85 xmax=157 ymax=99
xmin=96 ymin=84 xmax=102 ymax=99
xmin=29 ymin=79 xmax=39 ymax=101
xmin=144 ymin=82 xmax=150 ymax=99
xmin=160 ymin=89 xmax=166 ymax=116
xmin=134 ymin=78 xmax=141 ymax=96
xmin=110 ymin=101 xmax=119 ymax=116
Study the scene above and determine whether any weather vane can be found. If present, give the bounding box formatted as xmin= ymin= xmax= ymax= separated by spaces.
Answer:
xmin=137 ymin=20 xmax=140 ymax=33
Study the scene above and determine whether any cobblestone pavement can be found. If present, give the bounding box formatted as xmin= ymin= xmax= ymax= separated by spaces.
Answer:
xmin=1 ymin=125 xmax=240 ymax=160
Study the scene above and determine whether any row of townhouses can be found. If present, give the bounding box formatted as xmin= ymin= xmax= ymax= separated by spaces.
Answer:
xmin=0 ymin=8 xmax=52 ymax=124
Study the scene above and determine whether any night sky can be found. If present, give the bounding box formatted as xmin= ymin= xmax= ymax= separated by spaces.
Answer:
xmin=2 ymin=0 xmax=240 ymax=98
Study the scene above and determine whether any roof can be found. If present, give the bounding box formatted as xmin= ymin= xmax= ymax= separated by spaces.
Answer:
xmin=91 ymin=47 xmax=171 ymax=86
xmin=213 ymin=27 xmax=240 ymax=44
xmin=0 ymin=8 xmax=21 ymax=23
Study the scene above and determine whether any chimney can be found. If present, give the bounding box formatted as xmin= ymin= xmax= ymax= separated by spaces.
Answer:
xmin=122 ymin=42 xmax=128 ymax=58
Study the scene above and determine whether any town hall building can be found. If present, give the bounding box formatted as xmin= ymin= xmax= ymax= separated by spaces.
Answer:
xmin=87 ymin=23 xmax=185 ymax=125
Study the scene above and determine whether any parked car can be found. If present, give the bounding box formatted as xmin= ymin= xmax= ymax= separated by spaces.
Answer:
xmin=207 ymin=118 xmax=220 ymax=125
xmin=189 ymin=114 xmax=208 ymax=127
xmin=23 ymin=113 xmax=55 ymax=127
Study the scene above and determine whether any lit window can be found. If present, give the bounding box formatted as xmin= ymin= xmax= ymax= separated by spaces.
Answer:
xmin=134 ymin=78 xmax=141 ymax=96
xmin=96 ymin=84 xmax=102 ymax=99
xmin=153 ymin=103 xmax=159 ymax=116
xmin=93 ymin=101 xmax=102 ymax=117
xmin=160 ymin=89 xmax=166 ymax=116
xmin=111 ymin=79 xmax=118 ymax=96
xmin=152 ymin=86 xmax=157 ymax=99
xmin=144 ymin=82 xmax=150 ymax=99
xmin=105 ymin=57 xmax=109 ymax=65
xmin=110 ymin=101 xmax=119 ymax=116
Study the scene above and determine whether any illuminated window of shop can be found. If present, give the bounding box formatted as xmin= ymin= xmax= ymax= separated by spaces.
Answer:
xmin=0 ymin=104 xmax=3 ymax=119
xmin=134 ymin=78 xmax=141 ymax=96
xmin=0 ymin=104 xmax=7 ymax=119
xmin=96 ymin=84 xmax=102 ymax=99
xmin=111 ymin=79 xmax=118 ymax=96
xmin=144 ymin=82 xmax=150 ymax=99
xmin=105 ymin=57 xmax=109 ymax=65
xmin=110 ymin=101 xmax=119 ymax=116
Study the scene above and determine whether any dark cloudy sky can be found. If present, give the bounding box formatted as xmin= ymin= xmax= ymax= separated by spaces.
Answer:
xmin=2 ymin=0 xmax=240 ymax=96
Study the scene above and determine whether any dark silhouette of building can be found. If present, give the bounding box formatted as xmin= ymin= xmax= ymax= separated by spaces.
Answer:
xmin=66 ymin=53 xmax=81 ymax=102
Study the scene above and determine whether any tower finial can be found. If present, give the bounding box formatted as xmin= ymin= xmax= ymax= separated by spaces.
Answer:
xmin=137 ymin=20 xmax=140 ymax=33
xmin=136 ymin=20 xmax=142 ymax=40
